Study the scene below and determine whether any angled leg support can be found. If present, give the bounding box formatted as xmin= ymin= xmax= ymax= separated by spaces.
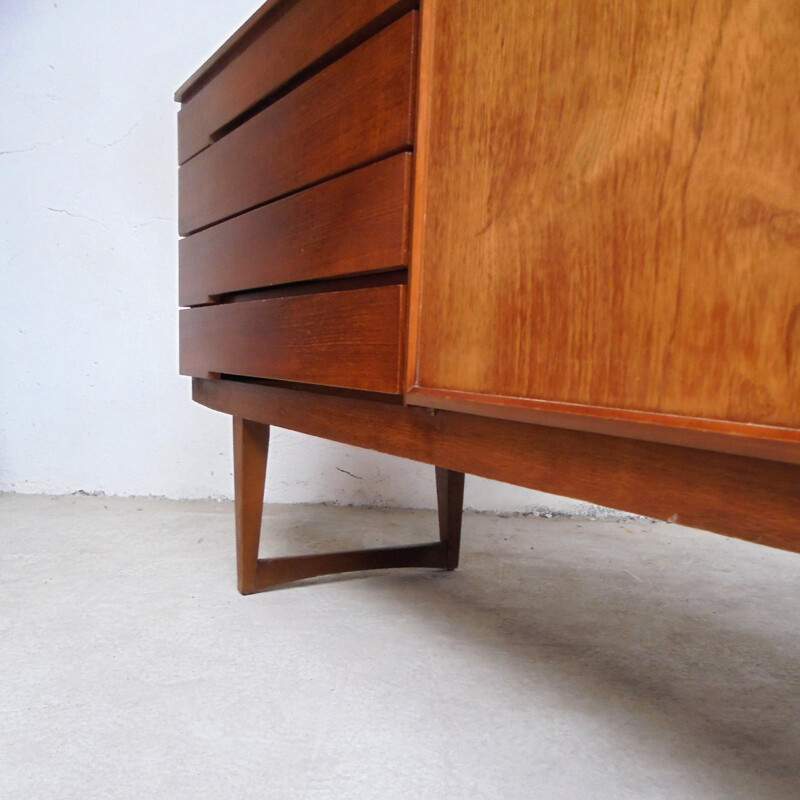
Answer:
xmin=233 ymin=417 xmax=269 ymax=594
xmin=436 ymin=465 xmax=465 ymax=570
xmin=232 ymin=416 xmax=465 ymax=594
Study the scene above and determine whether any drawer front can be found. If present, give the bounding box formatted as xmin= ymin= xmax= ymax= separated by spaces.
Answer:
xmin=178 ymin=13 xmax=416 ymax=236
xmin=179 ymin=154 xmax=411 ymax=307
xmin=176 ymin=0 xmax=414 ymax=164
xmin=179 ymin=285 xmax=404 ymax=393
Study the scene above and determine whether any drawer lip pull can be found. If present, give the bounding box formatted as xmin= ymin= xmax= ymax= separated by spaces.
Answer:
xmin=178 ymin=12 xmax=417 ymax=236
xmin=179 ymin=154 xmax=412 ymax=307
xmin=176 ymin=0 xmax=417 ymax=163
xmin=179 ymin=285 xmax=405 ymax=394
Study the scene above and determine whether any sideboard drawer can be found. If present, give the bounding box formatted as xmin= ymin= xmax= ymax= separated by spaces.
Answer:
xmin=179 ymin=154 xmax=411 ymax=307
xmin=178 ymin=13 xmax=416 ymax=235
xmin=179 ymin=285 xmax=405 ymax=393
xmin=176 ymin=0 xmax=414 ymax=164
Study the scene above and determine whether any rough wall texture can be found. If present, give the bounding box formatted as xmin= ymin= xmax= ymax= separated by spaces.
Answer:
xmin=0 ymin=1 xmax=593 ymax=514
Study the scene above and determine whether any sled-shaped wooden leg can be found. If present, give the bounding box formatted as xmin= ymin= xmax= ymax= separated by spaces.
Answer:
xmin=233 ymin=416 xmax=465 ymax=594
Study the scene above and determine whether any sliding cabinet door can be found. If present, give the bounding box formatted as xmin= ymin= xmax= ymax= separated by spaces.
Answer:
xmin=407 ymin=0 xmax=800 ymax=462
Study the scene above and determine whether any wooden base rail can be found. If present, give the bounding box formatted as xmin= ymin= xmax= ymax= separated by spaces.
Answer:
xmin=199 ymin=380 xmax=800 ymax=556
xmin=233 ymin=416 xmax=465 ymax=593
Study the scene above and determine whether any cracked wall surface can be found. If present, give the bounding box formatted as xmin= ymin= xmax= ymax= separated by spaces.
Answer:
xmin=0 ymin=1 xmax=594 ymax=515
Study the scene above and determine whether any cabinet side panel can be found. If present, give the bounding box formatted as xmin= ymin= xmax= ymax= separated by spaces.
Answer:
xmin=410 ymin=0 xmax=800 ymax=430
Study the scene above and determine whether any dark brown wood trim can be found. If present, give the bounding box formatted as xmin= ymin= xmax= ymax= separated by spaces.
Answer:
xmin=233 ymin=417 xmax=270 ymax=594
xmin=180 ymin=285 xmax=405 ymax=393
xmin=179 ymin=154 xmax=411 ymax=307
xmin=175 ymin=0 xmax=417 ymax=104
xmin=210 ymin=269 xmax=407 ymax=307
xmin=178 ymin=14 xmax=417 ymax=235
xmin=406 ymin=386 xmax=800 ymax=466
xmin=436 ymin=467 xmax=465 ymax=570
xmin=198 ymin=378 xmax=800 ymax=554
xmin=232 ymin=414 xmax=451 ymax=593
xmin=176 ymin=0 xmax=293 ymax=102
xmin=252 ymin=543 xmax=446 ymax=591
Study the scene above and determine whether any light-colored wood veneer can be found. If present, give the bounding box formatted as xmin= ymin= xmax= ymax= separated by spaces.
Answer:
xmin=409 ymin=0 xmax=800 ymax=439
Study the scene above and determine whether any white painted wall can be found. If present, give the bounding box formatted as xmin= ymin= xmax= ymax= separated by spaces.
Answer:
xmin=0 ymin=0 xmax=593 ymax=515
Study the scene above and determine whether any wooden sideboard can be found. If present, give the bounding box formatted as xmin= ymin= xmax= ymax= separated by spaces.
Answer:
xmin=177 ymin=0 xmax=800 ymax=593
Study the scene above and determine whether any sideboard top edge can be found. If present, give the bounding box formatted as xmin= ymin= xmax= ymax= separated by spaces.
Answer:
xmin=174 ymin=0 xmax=291 ymax=102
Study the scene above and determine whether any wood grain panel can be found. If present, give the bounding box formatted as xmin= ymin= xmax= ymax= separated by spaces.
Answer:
xmin=176 ymin=0 xmax=415 ymax=164
xmin=194 ymin=378 xmax=800 ymax=554
xmin=179 ymin=13 xmax=416 ymax=235
xmin=410 ymin=0 xmax=800 ymax=430
xmin=179 ymin=154 xmax=411 ymax=307
xmin=180 ymin=285 xmax=404 ymax=393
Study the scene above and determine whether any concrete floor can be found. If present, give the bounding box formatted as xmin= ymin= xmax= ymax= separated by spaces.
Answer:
xmin=1 ymin=493 xmax=799 ymax=799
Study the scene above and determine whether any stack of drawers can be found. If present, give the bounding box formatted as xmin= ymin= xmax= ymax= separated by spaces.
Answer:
xmin=177 ymin=1 xmax=418 ymax=394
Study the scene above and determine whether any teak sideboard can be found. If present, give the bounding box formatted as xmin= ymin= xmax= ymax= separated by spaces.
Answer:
xmin=176 ymin=0 xmax=800 ymax=593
